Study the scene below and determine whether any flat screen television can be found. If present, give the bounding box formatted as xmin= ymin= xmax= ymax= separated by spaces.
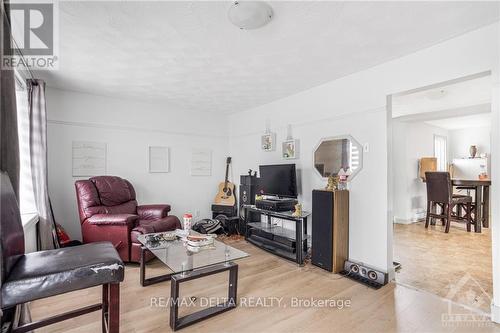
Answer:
xmin=258 ymin=164 xmax=297 ymax=198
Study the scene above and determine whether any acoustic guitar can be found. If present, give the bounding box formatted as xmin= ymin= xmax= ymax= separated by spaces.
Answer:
xmin=214 ymin=157 xmax=236 ymax=206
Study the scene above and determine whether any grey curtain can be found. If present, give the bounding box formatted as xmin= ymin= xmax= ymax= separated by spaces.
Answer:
xmin=0 ymin=0 xmax=20 ymax=199
xmin=27 ymin=79 xmax=57 ymax=250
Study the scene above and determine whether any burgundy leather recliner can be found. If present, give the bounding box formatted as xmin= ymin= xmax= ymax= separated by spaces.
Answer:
xmin=75 ymin=176 xmax=181 ymax=263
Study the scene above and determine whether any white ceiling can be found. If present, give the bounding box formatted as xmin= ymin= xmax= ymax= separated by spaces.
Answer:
xmin=392 ymin=75 xmax=492 ymax=118
xmin=425 ymin=113 xmax=491 ymax=130
xmin=35 ymin=1 xmax=500 ymax=114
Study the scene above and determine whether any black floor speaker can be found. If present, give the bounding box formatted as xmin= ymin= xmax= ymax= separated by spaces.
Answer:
xmin=311 ymin=190 xmax=334 ymax=272
xmin=239 ymin=175 xmax=259 ymax=235
xmin=311 ymin=189 xmax=349 ymax=273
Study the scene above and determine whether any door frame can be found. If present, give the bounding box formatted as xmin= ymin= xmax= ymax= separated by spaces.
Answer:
xmin=385 ymin=70 xmax=500 ymax=322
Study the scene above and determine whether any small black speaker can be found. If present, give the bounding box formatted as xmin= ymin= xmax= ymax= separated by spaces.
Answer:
xmin=240 ymin=174 xmax=256 ymax=186
xmin=212 ymin=204 xmax=237 ymax=218
xmin=239 ymin=185 xmax=254 ymax=206
xmin=239 ymin=175 xmax=257 ymax=207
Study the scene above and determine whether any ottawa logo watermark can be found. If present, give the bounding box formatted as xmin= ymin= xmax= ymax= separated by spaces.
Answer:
xmin=442 ymin=273 xmax=493 ymax=328
xmin=2 ymin=0 xmax=59 ymax=70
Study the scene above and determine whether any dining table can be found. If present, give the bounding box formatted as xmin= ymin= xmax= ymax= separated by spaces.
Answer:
xmin=452 ymin=178 xmax=491 ymax=233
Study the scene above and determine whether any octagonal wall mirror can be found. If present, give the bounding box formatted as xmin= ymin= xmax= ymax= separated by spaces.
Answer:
xmin=313 ymin=135 xmax=363 ymax=180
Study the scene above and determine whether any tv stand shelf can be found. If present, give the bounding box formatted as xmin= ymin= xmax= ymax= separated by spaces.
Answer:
xmin=242 ymin=205 xmax=310 ymax=266
xmin=246 ymin=222 xmax=311 ymax=242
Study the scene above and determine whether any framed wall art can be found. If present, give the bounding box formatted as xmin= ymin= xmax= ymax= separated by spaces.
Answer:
xmin=282 ymin=139 xmax=299 ymax=159
xmin=72 ymin=141 xmax=107 ymax=176
xmin=149 ymin=146 xmax=170 ymax=173
xmin=190 ymin=148 xmax=212 ymax=176
xmin=261 ymin=132 xmax=276 ymax=151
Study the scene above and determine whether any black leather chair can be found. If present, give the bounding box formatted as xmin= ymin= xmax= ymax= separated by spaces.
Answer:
xmin=0 ymin=172 xmax=124 ymax=333
xmin=424 ymin=171 xmax=474 ymax=233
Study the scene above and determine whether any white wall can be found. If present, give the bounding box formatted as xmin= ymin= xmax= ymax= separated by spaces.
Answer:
xmin=450 ymin=126 xmax=491 ymax=158
xmin=227 ymin=22 xmax=499 ymax=274
xmin=392 ymin=120 xmax=449 ymax=223
xmin=47 ymin=88 xmax=229 ymax=239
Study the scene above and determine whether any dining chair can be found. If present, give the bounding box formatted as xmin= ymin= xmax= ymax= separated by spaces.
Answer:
xmin=454 ymin=185 xmax=477 ymax=221
xmin=1 ymin=172 xmax=124 ymax=332
xmin=424 ymin=172 xmax=474 ymax=233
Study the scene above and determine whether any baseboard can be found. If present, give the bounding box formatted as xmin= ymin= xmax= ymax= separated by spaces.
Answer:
xmin=393 ymin=210 xmax=426 ymax=224
xmin=413 ymin=211 xmax=426 ymax=221
xmin=393 ymin=217 xmax=424 ymax=225
xmin=393 ymin=217 xmax=413 ymax=224
xmin=491 ymin=302 xmax=500 ymax=323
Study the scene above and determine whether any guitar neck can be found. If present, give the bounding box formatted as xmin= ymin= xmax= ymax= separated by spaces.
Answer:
xmin=224 ymin=163 xmax=229 ymax=186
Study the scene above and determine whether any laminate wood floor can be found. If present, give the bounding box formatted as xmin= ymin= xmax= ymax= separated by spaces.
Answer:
xmin=31 ymin=238 xmax=499 ymax=333
xmin=394 ymin=221 xmax=492 ymax=313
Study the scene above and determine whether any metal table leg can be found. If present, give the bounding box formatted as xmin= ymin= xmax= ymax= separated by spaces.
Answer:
xmin=483 ymin=185 xmax=490 ymax=228
xmin=303 ymin=216 xmax=308 ymax=253
xmin=169 ymin=262 xmax=238 ymax=331
xmin=296 ymin=218 xmax=304 ymax=266
xmin=140 ymin=246 xmax=174 ymax=286
xmin=475 ymin=185 xmax=482 ymax=233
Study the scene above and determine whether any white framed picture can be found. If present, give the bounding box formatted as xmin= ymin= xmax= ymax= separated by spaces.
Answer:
xmin=149 ymin=146 xmax=170 ymax=173
xmin=72 ymin=141 xmax=107 ymax=176
xmin=282 ymin=139 xmax=299 ymax=159
xmin=191 ymin=149 xmax=212 ymax=176
xmin=261 ymin=132 xmax=276 ymax=151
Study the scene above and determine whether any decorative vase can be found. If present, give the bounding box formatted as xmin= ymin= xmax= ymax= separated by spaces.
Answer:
xmin=469 ymin=145 xmax=477 ymax=158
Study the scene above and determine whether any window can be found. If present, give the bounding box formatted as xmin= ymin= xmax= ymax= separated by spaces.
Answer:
xmin=434 ymin=135 xmax=448 ymax=172
xmin=15 ymin=70 xmax=37 ymax=214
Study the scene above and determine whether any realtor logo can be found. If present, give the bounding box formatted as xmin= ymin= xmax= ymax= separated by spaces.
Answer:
xmin=442 ymin=273 xmax=493 ymax=328
xmin=2 ymin=0 xmax=59 ymax=69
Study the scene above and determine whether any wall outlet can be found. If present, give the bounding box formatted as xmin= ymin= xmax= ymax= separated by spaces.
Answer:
xmin=363 ymin=143 xmax=370 ymax=153
xmin=194 ymin=210 xmax=200 ymax=218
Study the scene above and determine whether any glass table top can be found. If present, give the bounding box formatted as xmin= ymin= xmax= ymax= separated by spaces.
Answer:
xmin=137 ymin=231 xmax=249 ymax=274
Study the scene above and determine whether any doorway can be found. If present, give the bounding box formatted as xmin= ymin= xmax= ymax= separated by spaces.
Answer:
xmin=388 ymin=72 xmax=493 ymax=313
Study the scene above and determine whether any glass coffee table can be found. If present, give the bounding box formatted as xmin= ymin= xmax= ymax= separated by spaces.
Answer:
xmin=137 ymin=231 xmax=248 ymax=331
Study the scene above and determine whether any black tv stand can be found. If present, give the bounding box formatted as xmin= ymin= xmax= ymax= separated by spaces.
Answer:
xmin=242 ymin=205 xmax=310 ymax=266
xmin=255 ymin=197 xmax=297 ymax=212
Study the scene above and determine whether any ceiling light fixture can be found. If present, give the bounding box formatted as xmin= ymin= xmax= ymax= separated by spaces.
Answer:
xmin=228 ymin=1 xmax=273 ymax=30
